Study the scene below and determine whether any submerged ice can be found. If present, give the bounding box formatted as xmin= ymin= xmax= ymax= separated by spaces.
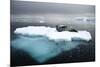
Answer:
xmin=12 ymin=26 xmax=92 ymax=63
xmin=12 ymin=36 xmax=62 ymax=63
xmin=11 ymin=36 xmax=84 ymax=63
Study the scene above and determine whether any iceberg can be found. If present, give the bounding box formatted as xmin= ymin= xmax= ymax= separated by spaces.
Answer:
xmin=14 ymin=26 xmax=92 ymax=41
xmin=12 ymin=26 xmax=92 ymax=63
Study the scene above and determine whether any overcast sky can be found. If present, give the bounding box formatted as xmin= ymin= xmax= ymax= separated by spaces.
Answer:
xmin=11 ymin=0 xmax=95 ymax=15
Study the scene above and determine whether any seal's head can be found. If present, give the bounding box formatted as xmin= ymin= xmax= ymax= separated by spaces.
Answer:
xmin=56 ymin=25 xmax=67 ymax=32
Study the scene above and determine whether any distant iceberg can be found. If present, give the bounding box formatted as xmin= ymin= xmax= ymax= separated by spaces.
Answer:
xmin=74 ymin=17 xmax=95 ymax=23
xmin=14 ymin=26 xmax=92 ymax=41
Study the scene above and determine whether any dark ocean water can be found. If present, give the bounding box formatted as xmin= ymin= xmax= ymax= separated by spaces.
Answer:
xmin=10 ymin=22 xmax=95 ymax=66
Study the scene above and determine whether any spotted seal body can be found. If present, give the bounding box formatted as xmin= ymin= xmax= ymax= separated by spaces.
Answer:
xmin=56 ymin=25 xmax=78 ymax=32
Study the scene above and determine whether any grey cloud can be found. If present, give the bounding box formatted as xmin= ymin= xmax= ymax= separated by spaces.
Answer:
xmin=11 ymin=0 xmax=95 ymax=14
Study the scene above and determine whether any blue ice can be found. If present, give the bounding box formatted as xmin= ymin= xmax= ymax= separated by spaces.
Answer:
xmin=11 ymin=35 xmax=85 ymax=63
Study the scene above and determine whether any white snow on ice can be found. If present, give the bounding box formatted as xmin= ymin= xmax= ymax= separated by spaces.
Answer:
xmin=14 ymin=26 xmax=92 ymax=41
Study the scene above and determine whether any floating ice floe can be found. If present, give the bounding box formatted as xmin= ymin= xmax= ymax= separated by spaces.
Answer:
xmin=14 ymin=26 xmax=92 ymax=41
xmin=12 ymin=26 xmax=92 ymax=63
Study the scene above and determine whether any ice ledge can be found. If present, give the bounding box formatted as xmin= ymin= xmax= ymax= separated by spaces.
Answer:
xmin=14 ymin=26 xmax=92 ymax=41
